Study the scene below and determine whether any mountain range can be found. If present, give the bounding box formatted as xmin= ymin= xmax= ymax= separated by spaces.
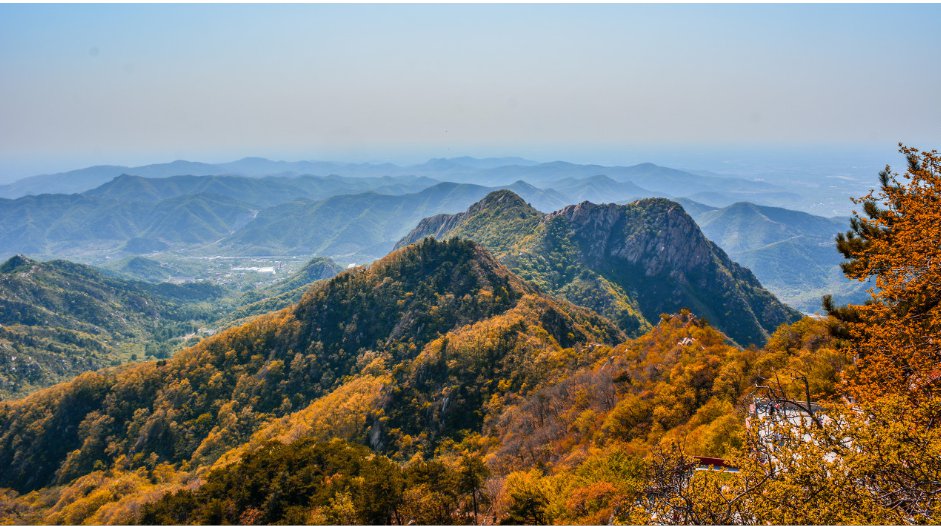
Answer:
xmin=0 ymin=158 xmax=425 ymax=199
xmin=0 ymin=235 xmax=843 ymax=525
xmin=84 ymin=173 xmax=441 ymax=208
xmin=0 ymin=164 xmax=859 ymax=317
xmin=0 ymin=173 xmax=440 ymax=260
xmin=1 ymin=156 xmax=817 ymax=212
xmin=0 ymin=171 xmax=578 ymax=261
xmin=397 ymin=191 xmax=800 ymax=346
xmin=0 ymin=163 xmax=853 ymax=279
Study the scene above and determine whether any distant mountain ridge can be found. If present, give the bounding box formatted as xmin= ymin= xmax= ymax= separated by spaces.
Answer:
xmin=1 ymin=156 xmax=803 ymax=211
xmin=677 ymin=199 xmax=868 ymax=312
xmin=398 ymin=191 xmax=800 ymax=346
xmin=0 ymin=157 xmax=519 ymax=199
xmin=0 ymin=174 xmax=443 ymax=260
xmin=0 ymin=168 xmax=580 ymax=261
xmin=84 ymin=173 xmax=440 ymax=208
xmin=546 ymin=174 xmax=660 ymax=204
xmin=0 ymin=192 xmax=257 ymax=258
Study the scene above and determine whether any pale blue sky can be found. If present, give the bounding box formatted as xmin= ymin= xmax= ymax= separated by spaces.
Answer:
xmin=1 ymin=4 xmax=939 ymax=180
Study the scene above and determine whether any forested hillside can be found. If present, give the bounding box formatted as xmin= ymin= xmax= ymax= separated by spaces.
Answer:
xmin=132 ymin=313 xmax=842 ymax=526
xmin=220 ymin=257 xmax=344 ymax=324
xmin=0 ymin=238 xmax=622 ymax=496
xmin=0 ymin=256 xmax=226 ymax=398
xmin=0 ymin=300 xmax=840 ymax=524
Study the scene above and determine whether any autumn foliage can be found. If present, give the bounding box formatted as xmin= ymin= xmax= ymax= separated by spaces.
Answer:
xmin=2 ymin=147 xmax=940 ymax=524
xmin=640 ymin=145 xmax=941 ymax=524
xmin=836 ymin=145 xmax=941 ymax=404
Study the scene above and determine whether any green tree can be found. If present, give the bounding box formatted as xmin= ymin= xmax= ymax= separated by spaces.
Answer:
xmin=458 ymin=452 xmax=489 ymax=524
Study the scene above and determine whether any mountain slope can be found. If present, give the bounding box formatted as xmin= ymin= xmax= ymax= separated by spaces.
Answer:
xmin=679 ymin=199 xmax=869 ymax=311
xmin=222 ymin=182 xmax=566 ymax=260
xmin=398 ymin=191 xmax=800 ymax=346
xmin=222 ymin=257 xmax=344 ymax=323
xmin=105 ymin=256 xmax=177 ymax=282
xmin=0 ymin=256 xmax=226 ymax=398
xmin=0 ymin=238 xmax=623 ymax=492
xmin=0 ymin=192 xmax=256 ymax=260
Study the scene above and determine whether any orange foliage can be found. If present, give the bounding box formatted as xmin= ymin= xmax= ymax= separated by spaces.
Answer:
xmin=837 ymin=146 xmax=941 ymax=405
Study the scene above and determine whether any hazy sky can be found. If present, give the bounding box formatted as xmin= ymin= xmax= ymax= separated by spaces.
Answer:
xmin=1 ymin=4 xmax=939 ymax=181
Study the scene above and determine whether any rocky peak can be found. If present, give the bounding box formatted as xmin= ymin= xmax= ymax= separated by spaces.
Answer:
xmin=550 ymin=200 xmax=625 ymax=232
xmin=395 ymin=191 xmax=541 ymax=251
xmin=395 ymin=194 xmax=800 ymax=347
xmin=468 ymin=190 xmax=533 ymax=214
xmin=549 ymin=198 xmax=713 ymax=278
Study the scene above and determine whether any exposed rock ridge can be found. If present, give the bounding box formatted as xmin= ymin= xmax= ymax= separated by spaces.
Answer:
xmin=551 ymin=198 xmax=714 ymax=278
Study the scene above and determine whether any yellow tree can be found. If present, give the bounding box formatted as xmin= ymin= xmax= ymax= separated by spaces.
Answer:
xmin=828 ymin=145 xmax=941 ymax=522
xmin=835 ymin=145 xmax=941 ymax=404
xmin=638 ymin=145 xmax=941 ymax=524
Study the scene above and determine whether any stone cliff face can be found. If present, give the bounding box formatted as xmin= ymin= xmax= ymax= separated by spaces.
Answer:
xmin=396 ymin=192 xmax=802 ymax=346
xmin=552 ymin=199 xmax=713 ymax=278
